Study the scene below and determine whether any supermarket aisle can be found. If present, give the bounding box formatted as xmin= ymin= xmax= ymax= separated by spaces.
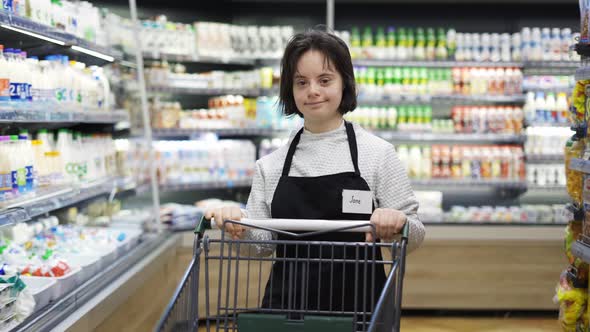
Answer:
xmin=400 ymin=316 xmax=560 ymax=332
xmin=192 ymin=316 xmax=560 ymax=332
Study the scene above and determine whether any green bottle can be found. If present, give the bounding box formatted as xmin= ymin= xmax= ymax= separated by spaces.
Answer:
xmin=397 ymin=28 xmax=408 ymax=60
xmin=376 ymin=27 xmax=386 ymax=58
xmin=376 ymin=68 xmax=385 ymax=88
xmin=387 ymin=27 xmax=396 ymax=59
xmin=402 ymin=67 xmax=411 ymax=93
xmin=398 ymin=106 xmax=407 ymax=125
xmin=419 ymin=67 xmax=428 ymax=94
xmin=407 ymin=106 xmax=416 ymax=125
xmin=367 ymin=67 xmax=376 ymax=88
xmin=436 ymin=28 xmax=448 ymax=60
xmin=426 ymin=28 xmax=436 ymax=61
xmin=351 ymin=26 xmax=361 ymax=58
xmin=410 ymin=67 xmax=420 ymax=95
xmin=424 ymin=106 xmax=432 ymax=124
xmin=415 ymin=27 xmax=426 ymax=60
xmin=407 ymin=28 xmax=415 ymax=59
xmin=362 ymin=27 xmax=373 ymax=49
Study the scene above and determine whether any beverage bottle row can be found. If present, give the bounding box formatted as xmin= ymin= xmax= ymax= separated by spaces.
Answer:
xmin=451 ymin=106 xmax=524 ymax=134
xmin=344 ymin=27 xmax=453 ymax=61
xmin=0 ymin=45 xmax=112 ymax=110
xmin=397 ymin=144 xmax=526 ymax=181
xmin=523 ymin=91 xmax=570 ymax=124
xmin=341 ymin=26 xmax=575 ymax=62
xmin=345 ymin=105 xmax=433 ymax=132
xmin=526 ymin=163 xmax=566 ymax=187
xmin=522 ymin=75 xmax=574 ymax=92
xmin=355 ymin=67 xmax=453 ymax=99
xmin=2 ymin=0 xmax=106 ymax=46
xmin=451 ymin=67 xmax=523 ymax=96
xmin=524 ymin=127 xmax=570 ymax=157
xmin=154 ymin=140 xmax=256 ymax=184
xmin=0 ymin=130 xmax=117 ymax=202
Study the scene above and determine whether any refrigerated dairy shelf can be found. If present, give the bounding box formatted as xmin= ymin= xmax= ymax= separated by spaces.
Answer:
xmin=147 ymin=86 xmax=263 ymax=96
xmin=150 ymin=127 xmax=289 ymax=139
xmin=0 ymin=177 xmax=138 ymax=228
xmin=374 ymin=131 xmax=526 ymax=144
xmin=160 ymin=179 xmax=253 ymax=192
xmin=572 ymin=240 xmax=590 ymax=264
xmin=0 ymin=11 xmax=122 ymax=63
xmin=353 ymin=59 xmax=523 ymax=68
xmin=12 ymin=231 xmax=170 ymax=332
xmin=0 ymin=106 xmax=129 ymax=124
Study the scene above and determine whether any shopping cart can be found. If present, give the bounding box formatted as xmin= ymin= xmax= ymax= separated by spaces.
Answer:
xmin=156 ymin=217 xmax=409 ymax=332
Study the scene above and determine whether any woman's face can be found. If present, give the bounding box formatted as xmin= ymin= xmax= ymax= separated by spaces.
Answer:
xmin=292 ymin=50 xmax=343 ymax=123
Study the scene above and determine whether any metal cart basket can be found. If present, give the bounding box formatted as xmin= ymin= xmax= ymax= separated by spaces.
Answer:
xmin=156 ymin=217 xmax=409 ymax=332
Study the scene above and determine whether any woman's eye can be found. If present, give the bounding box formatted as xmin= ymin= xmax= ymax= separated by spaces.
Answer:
xmin=320 ymin=79 xmax=330 ymax=84
xmin=296 ymin=80 xmax=307 ymax=86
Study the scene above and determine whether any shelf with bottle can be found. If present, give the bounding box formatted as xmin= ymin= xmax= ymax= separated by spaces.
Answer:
xmin=147 ymin=86 xmax=263 ymax=97
xmin=353 ymin=59 xmax=523 ymax=68
xmin=151 ymin=127 xmax=289 ymax=139
xmin=526 ymin=154 xmax=564 ymax=163
xmin=348 ymin=104 xmax=525 ymax=143
xmin=160 ymin=178 xmax=253 ymax=193
xmin=375 ymin=131 xmax=526 ymax=144
xmin=0 ymin=106 xmax=128 ymax=124
xmin=0 ymin=10 xmax=122 ymax=64
xmin=342 ymin=26 xmax=576 ymax=65
xmin=437 ymin=204 xmax=570 ymax=225
xmin=142 ymin=52 xmax=257 ymax=66
xmin=410 ymin=179 xmax=527 ymax=189
xmin=0 ymin=176 xmax=137 ymax=228
xmin=148 ymin=95 xmax=299 ymax=139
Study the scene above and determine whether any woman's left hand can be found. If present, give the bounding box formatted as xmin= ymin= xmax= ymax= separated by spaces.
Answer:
xmin=365 ymin=208 xmax=407 ymax=242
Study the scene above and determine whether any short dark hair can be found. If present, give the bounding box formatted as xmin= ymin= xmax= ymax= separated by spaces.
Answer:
xmin=279 ymin=29 xmax=357 ymax=117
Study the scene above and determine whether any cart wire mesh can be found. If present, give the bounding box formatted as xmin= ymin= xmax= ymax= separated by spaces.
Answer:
xmin=156 ymin=219 xmax=408 ymax=332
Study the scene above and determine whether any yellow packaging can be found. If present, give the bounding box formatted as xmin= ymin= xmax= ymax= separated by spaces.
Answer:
xmin=566 ymin=138 xmax=585 ymax=205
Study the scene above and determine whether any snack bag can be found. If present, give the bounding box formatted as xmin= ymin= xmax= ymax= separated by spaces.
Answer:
xmin=556 ymin=269 xmax=588 ymax=331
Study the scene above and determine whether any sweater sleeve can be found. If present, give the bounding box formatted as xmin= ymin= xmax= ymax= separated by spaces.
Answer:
xmin=374 ymin=145 xmax=425 ymax=253
xmin=241 ymin=160 xmax=276 ymax=257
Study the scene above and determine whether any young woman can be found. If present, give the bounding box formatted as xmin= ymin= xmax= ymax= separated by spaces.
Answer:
xmin=205 ymin=29 xmax=425 ymax=315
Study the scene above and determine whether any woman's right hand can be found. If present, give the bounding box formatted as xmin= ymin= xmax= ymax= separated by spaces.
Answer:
xmin=204 ymin=206 xmax=245 ymax=240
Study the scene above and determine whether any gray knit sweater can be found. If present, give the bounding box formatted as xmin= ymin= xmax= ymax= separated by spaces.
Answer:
xmin=243 ymin=121 xmax=425 ymax=255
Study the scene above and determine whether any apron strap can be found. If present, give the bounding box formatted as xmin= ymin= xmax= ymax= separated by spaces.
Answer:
xmin=282 ymin=127 xmax=304 ymax=176
xmin=344 ymin=121 xmax=361 ymax=176
xmin=281 ymin=121 xmax=361 ymax=177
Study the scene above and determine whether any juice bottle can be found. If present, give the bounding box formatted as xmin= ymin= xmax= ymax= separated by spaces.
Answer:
xmin=565 ymin=137 xmax=585 ymax=205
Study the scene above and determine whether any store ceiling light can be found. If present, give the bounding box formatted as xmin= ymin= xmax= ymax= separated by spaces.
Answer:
xmin=71 ymin=45 xmax=115 ymax=62
xmin=0 ymin=24 xmax=66 ymax=46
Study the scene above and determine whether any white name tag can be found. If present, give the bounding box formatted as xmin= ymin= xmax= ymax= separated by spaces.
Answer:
xmin=342 ymin=189 xmax=373 ymax=214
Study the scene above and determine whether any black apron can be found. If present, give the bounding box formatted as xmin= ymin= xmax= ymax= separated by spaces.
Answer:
xmin=261 ymin=121 xmax=386 ymax=316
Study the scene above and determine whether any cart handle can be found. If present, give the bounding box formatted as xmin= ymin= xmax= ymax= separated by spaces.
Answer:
xmin=195 ymin=217 xmax=410 ymax=240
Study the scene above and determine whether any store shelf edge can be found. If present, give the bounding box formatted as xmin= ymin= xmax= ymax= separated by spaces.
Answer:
xmin=0 ymin=11 xmax=122 ymax=62
xmin=0 ymin=177 xmax=137 ymax=227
